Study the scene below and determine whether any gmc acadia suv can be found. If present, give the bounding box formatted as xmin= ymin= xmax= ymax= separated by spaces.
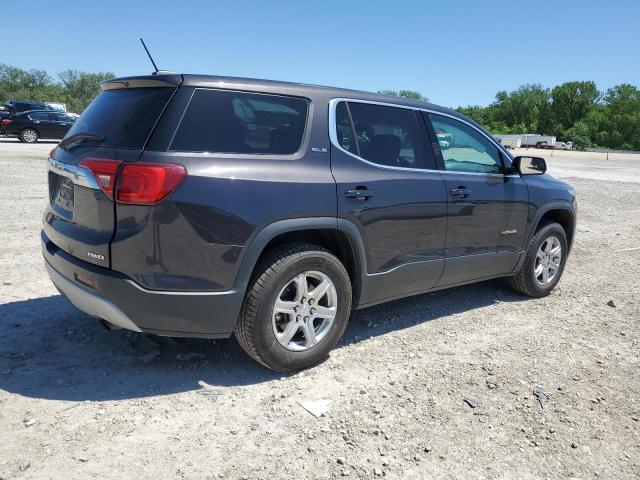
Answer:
xmin=42 ymin=74 xmax=576 ymax=372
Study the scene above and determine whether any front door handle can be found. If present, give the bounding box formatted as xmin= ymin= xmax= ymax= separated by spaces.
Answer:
xmin=345 ymin=188 xmax=373 ymax=200
xmin=450 ymin=187 xmax=472 ymax=198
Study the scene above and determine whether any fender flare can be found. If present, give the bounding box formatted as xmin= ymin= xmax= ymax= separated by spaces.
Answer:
xmin=515 ymin=201 xmax=576 ymax=271
xmin=232 ymin=217 xmax=369 ymax=301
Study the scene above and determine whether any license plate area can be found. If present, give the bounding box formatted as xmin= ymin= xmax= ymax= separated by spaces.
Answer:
xmin=49 ymin=172 xmax=74 ymax=217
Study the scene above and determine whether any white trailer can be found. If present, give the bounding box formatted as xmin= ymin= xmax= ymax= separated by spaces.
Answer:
xmin=520 ymin=134 xmax=556 ymax=148
xmin=496 ymin=137 xmax=521 ymax=149
xmin=494 ymin=134 xmax=556 ymax=149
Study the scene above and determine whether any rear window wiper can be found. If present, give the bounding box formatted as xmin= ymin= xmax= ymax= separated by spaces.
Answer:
xmin=59 ymin=133 xmax=105 ymax=151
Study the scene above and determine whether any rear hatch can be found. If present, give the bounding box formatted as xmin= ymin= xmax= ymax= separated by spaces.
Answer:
xmin=44 ymin=75 xmax=180 ymax=268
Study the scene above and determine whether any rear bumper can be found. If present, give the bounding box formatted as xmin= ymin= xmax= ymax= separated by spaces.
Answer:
xmin=42 ymin=231 xmax=243 ymax=338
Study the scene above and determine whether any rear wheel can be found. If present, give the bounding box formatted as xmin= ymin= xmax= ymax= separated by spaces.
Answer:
xmin=508 ymin=222 xmax=568 ymax=297
xmin=235 ymin=243 xmax=352 ymax=372
xmin=20 ymin=128 xmax=39 ymax=143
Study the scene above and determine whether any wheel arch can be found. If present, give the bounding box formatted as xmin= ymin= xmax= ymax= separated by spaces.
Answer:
xmin=529 ymin=202 xmax=576 ymax=251
xmin=234 ymin=218 xmax=368 ymax=306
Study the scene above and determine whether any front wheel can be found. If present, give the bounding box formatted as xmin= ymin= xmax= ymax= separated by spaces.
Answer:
xmin=235 ymin=244 xmax=352 ymax=372
xmin=508 ymin=222 xmax=568 ymax=297
xmin=20 ymin=128 xmax=39 ymax=143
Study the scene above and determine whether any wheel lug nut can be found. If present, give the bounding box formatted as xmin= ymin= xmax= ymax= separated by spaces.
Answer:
xmin=304 ymin=316 xmax=309 ymax=321
xmin=308 ymin=299 xmax=314 ymax=305
xmin=310 ymin=308 xmax=316 ymax=314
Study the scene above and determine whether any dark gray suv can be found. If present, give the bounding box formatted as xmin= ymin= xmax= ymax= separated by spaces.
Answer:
xmin=42 ymin=74 xmax=577 ymax=371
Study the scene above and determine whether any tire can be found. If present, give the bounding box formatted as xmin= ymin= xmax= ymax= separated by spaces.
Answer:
xmin=508 ymin=222 xmax=568 ymax=297
xmin=235 ymin=243 xmax=352 ymax=372
xmin=20 ymin=128 xmax=39 ymax=143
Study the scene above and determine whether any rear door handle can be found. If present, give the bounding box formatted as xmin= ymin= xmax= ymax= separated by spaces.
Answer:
xmin=450 ymin=187 xmax=472 ymax=198
xmin=345 ymin=188 xmax=373 ymax=200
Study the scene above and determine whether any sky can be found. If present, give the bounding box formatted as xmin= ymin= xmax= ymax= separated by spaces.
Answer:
xmin=1 ymin=0 xmax=639 ymax=107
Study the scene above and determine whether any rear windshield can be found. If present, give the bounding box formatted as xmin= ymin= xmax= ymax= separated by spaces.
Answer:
xmin=64 ymin=87 xmax=174 ymax=149
xmin=170 ymin=89 xmax=308 ymax=154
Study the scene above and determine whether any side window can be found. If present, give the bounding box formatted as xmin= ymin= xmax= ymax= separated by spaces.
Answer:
xmin=341 ymin=102 xmax=426 ymax=169
xmin=427 ymin=113 xmax=503 ymax=174
xmin=171 ymin=89 xmax=308 ymax=154
xmin=29 ymin=112 xmax=48 ymax=121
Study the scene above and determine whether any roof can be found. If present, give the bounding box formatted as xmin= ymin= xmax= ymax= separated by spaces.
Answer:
xmin=104 ymin=73 xmax=460 ymax=118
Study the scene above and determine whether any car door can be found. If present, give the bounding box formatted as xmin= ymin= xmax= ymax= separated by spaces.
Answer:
xmin=330 ymin=99 xmax=448 ymax=305
xmin=54 ymin=113 xmax=75 ymax=138
xmin=28 ymin=112 xmax=56 ymax=137
xmin=423 ymin=112 xmax=529 ymax=286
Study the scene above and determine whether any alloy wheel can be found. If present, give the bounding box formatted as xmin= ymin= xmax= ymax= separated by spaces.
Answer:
xmin=22 ymin=129 xmax=38 ymax=143
xmin=534 ymin=236 xmax=562 ymax=286
xmin=272 ymin=270 xmax=337 ymax=351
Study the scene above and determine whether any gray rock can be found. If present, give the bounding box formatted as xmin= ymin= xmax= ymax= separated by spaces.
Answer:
xmin=533 ymin=386 xmax=548 ymax=409
xmin=606 ymin=299 xmax=616 ymax=307
xmin=463 ymin=398 xmax=478 ymax=408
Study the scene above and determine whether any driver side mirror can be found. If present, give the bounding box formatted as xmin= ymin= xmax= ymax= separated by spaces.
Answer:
xmin=512 ymin=156 xmax=547 ymax=175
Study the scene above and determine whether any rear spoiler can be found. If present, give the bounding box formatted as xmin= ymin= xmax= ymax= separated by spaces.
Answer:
xmin=100 ymin=74 xmax=183 ymax=91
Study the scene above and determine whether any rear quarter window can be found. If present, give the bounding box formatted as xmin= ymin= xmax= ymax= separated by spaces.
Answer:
xmin=170 ymin=89 xmax=308 ymax=155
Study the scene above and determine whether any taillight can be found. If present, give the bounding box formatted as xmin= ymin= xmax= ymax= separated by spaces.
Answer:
xmin=1 ymin=119 xmax=12 ymax=125
xmin=79 ymin=158 xmax=123 ymax=200
xmin=80 ymin=158 xmax=187 ymax=205
xmin=116 ymin=163 xmax=187 ymax=205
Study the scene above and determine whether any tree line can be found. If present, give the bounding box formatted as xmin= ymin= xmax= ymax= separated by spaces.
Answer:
xmin=384 ymin=82 xmax=640 ymax=151
xmin=0 ymin=64 xmax=115 ymax=114
xmin=456 ymin=81 xmax=640 ymax=151
xmin=2 ymin=64 xmax=638 ymax=150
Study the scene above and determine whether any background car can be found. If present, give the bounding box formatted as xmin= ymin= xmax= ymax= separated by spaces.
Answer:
xmin=0 ymin=109 xmax=12 ymax=134
xmin=4 ymin=99 xmax=69 ymax=114
xmin=1 ymin=110 xmax=76 ymax=143
xmin=555 ymin=141 xmax=573 ymax=150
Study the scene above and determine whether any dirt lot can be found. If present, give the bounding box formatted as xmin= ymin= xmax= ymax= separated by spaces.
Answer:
xmin=0 ymin=139 xmax=638 ymax=479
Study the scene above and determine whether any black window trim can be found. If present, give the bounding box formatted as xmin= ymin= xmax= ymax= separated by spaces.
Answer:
xmin=167 ymin=87 xmax=312 ymax=159
xmin=328 ymin=98 xmax=516 ymax=177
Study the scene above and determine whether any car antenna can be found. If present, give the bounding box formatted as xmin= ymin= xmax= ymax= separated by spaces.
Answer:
xmin=140 ymin=38 xmax=159 ymax=74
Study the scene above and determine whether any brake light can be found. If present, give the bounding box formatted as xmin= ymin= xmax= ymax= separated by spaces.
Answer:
xmin=1 ymin=119 xmax=12 ymax=125
xmin=116 ymin=163 xmax=187 ymax=205
xmin=80 ymin=159 xmax=187 ymax=204
xmin=79 ymin=158 xmax=122 ymax=200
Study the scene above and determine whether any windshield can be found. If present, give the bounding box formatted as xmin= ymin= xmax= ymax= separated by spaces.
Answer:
xmin=64 ymin=87 xmax=174 ymax=149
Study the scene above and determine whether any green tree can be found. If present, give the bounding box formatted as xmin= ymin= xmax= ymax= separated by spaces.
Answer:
xmin=58 ymin=69 xmax=115 ymax=113
xmin=551 ymin=81 xmax=600 ymax=131
xmin=491 ymin=84 xmax=552 ymax=134
xmin=0 ymin=64 xmax=54 ymax=101
xmin=597 ymin=84 xmax=640 ymax=150
xmin=0 ymin=64 xmax=114 ymax=113
xmin=378 ymin=89 xmax=428 ymax=102
xmin=565 ymin=121 xmax=591 ymax=149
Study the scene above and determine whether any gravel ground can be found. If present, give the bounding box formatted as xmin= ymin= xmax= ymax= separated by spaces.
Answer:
xmin=0 ymin=138 xmax=639 ymax=479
